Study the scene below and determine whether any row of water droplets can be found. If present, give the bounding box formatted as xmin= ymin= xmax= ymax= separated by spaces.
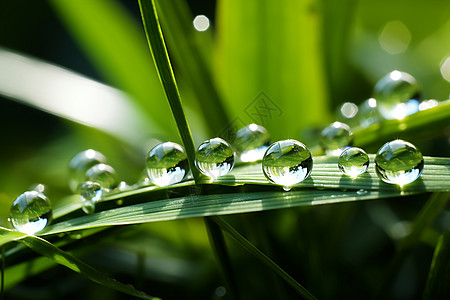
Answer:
xmin=8 ymin=70 xmax=428 ymax=235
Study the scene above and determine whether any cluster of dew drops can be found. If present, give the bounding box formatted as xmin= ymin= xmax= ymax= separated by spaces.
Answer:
xmin=10 ymin=70 xmax=437 ymax=235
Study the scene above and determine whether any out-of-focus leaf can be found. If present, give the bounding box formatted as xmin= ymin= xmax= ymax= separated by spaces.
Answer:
xmin=49 ymin=0 xmax=178 ymax=139
xmin=215 ymin=0 xmax=330 ymax=138
xmin=0 ymin=47 xmax=157 ymax=148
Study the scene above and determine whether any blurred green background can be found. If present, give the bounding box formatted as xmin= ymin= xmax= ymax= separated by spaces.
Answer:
xmin=0 ymin=0 xmax=449 ymax=299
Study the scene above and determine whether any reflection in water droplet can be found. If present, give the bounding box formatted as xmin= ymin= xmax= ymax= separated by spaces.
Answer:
xmin=356 ymin=189 xmax=368 ymax=195
xmin=234 ymin=123 xmax=270 ymax=162
xmin=196 ymin=138 xmax=235 ymax=179
xmin=320 ymin=122 xmax=353 ymax=156
xmin=262 ymin=139 xmax=313 ymax=190
xmin=338 ymin=147 xmax=369 ymax=178
xmin=146 ymin=142 xmax=189 ymax=186
xmin=375 ymin=139 xmax=424 ymax=186
xmin=373 ymin=70 xmax=420 ymax=120
xmin=80 ymin=181 xmax=103 ymax=215
xmin=68 ymin=149 xmax=107 ymax=192
xmin=9 ymin=191 xmax=52 ymax=234
xmin=85 ymin=163 xmax=119 ymax=190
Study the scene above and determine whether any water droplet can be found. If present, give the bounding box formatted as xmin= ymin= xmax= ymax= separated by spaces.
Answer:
xmin=85 ymin=163 xmax=119 ymax=190
xmin=373 ymin=71 xmax=420 ymax=120
xmin=80 ymin=181 xmax=103 ymax=215
xmin=29 ymin=183 xmax=47 ymax=193
xmin=375 ymin=139 xmax=424 ymax=186
xmin=357 ymin=98 xmax=380 ymax=128
xmin=146 ymin=142 xmax=189 ymax=186
xmin=338 ymin=147 xmax=369 ymax=178
xmin=356 ymin=189 xmax=368 ymax=195
xmin=320 ymin=122 xmax=353 ymax=155
xmin=9 ymin=191 xmax=52 ymax=234
xmin=234 ymin=123 xmax=270 ymax=162
xmin=195 ymin=138 xmax=235 ymax=179
xmin=68 ymin=149 xmax=107 ymax=192
xmin=262 ymin=139 xmax=313 ymax=189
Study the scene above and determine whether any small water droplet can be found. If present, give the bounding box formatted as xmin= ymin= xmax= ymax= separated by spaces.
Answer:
xmin=320 ymin=122 xmax=353 ymax=155
xmin=262 ymin=139 xmax=313 ymax=187
xmin=146 ymin=142 xmax=189 ymax=186
xmin=85 ymin=163 xmax=119 ymax=190
xmin=9 ymin=191 xmax=52 ymax=234
xmin=373 ymin=70 xmax=420 ymax=120
xmin=338 ymin=147 xmax=369 ymax=178
xmin=80 ymin=181 xmax=103 ymax=215
xmin=283 ymin=186 xmax=292 ymax=192
xmin=419 ymin=99 xmax=439 ymax=111
xmin=375 ymin=139 xmax=424 ymax=186
xmin=234 ymin=123 xmax=270 ymax=162
xmin=356 ymin=189 xmax=368 ymax=195
xmin=68 ymin=149 xmax=107 ymax=192
xmin=196 ymin=138 xmax=235 ymax=179
xmin=356 ymin=98 xmax=380 ymax=128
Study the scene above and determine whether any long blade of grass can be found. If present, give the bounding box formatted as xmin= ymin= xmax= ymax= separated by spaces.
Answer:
xmin=42 ymin=189 xmax=413 ymax=236
xmin=138 ymin=0 xmax=199 ymax=182
xmin=156 ymin=0 xmax=232 ymax=137
xmin=17 ymin=234 xmax=159 ymax=300
xmin=422 ymin=230 xmax=450 ymax=299
xmin=212 ymin=216 xmax=317 ymax=300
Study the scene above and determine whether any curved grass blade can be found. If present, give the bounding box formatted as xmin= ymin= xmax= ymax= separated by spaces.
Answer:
xmin=17 ymin=235 xmax=159 ymax=300
xmin=422 ymin=230 xmax=450 ymax=299
xmin=212 ymin=216 xmax=317 ymax=300
xmin=138 ymin=0 xmax=199 ymax=182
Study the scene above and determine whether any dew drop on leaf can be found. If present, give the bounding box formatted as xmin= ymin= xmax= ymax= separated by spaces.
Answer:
xmin=146 ymin=142 xmax=190 ymax=186
xmin=195 ymin=138 xmax=235 ymax=179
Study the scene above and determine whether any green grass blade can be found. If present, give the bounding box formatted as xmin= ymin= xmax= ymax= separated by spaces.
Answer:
xmin=42 ymin=189 xmax=411 ymax=236
xmin=212 ymin=216 xmax=317 ymax=300
xmin=138 ymin=0 xmax=199 ymax=182
xmin=156 ymin=0 xmax=232 ymax=137
xmin=422 ymin=230 xmax=450 ymax=299
xmin=17 ymin=235 xmax=159 ymax=300
xmin=49 ymin=0 xmax=177 ymax=139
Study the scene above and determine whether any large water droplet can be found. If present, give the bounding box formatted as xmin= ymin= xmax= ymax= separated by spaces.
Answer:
xmin=80 ymin=181 xmax=103 ymax=214
xmin=338 ymin=147 xmax=369 ymax=178
xmin=373 ymin=70 xmax=420 ymax=120
xmin=320 ymin=122 xmax=353 ymax=155
xmin=85 ymin=163 xmax=119 ymax=190
xmin=234 ymin=123 xmax=270 ymax=162
xmin=9 ymin=191 xmax=52 ymax=234
xmin=262 ymin=139 xmax=313 ymax=189
xmin=146 ymin=142 xmax=189 ymax=186
xmin=68 ymin=149 xmax=107 ymax=192
xmin=375 ymin=139 xmax=424 ymax=186
xmin=195 ymin=138 xmax=235 ymax=179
